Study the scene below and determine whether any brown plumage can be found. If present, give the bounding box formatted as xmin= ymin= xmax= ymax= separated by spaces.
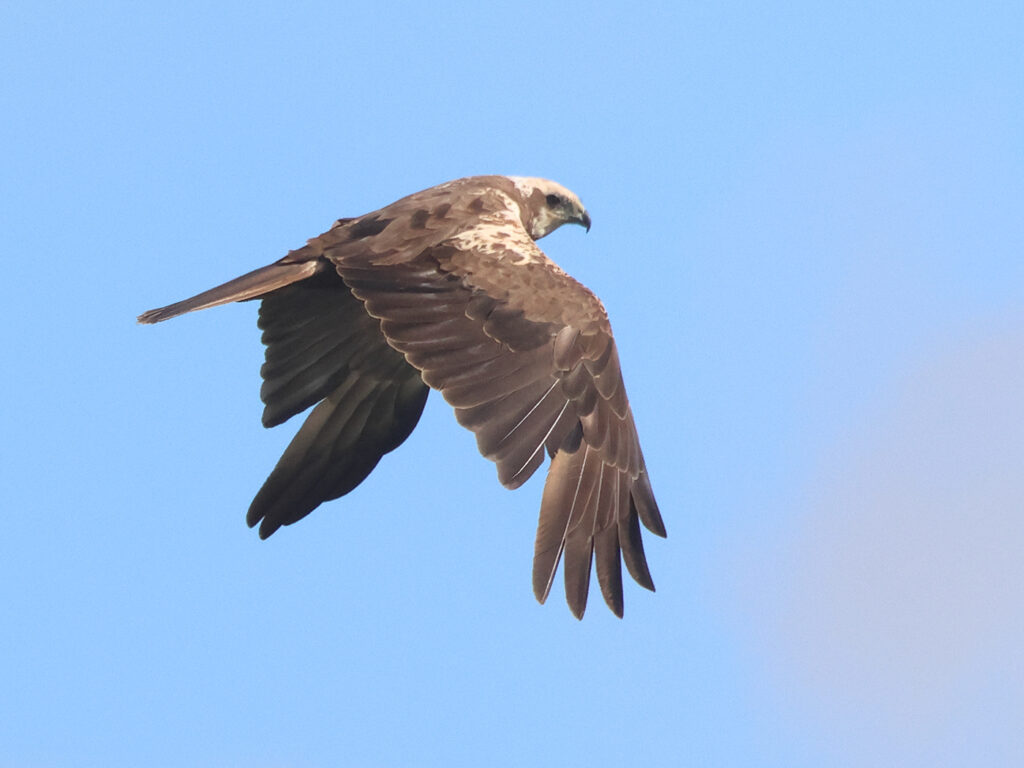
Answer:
xmin=139 ymin=175 xmax=665 ymax=618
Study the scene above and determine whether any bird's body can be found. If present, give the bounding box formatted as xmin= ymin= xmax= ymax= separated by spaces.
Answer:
xmin=139 ymin=175 xmax=665 ymax=618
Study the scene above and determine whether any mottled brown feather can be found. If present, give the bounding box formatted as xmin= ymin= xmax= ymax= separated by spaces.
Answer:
xmin=137 ymin=175 xmax=664 ymax=618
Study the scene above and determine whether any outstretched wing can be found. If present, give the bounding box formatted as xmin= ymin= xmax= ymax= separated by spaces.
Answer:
xmin=248 ymin=270 xmax=429 ymax=538
xmin=332 ymin=204 xmax=665 ymax=618
xmin=138 ymin=244 xmax=431 ymax=540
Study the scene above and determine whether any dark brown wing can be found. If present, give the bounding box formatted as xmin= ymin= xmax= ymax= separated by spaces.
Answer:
xmin=331 ymin=207 xmax=665 ymax=618
xmin=248 ymin=270 xmax=428 ymax=538
xmin=137 ymin=240 xmax=430 ymax=540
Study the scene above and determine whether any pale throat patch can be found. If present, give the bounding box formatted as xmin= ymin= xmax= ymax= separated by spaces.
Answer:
xmin=530 ymin=206 xmax=560 ymax=239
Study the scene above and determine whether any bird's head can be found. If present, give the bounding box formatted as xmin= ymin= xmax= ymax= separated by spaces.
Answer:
xmin=507 ymin=177 xmax=591 ymax=240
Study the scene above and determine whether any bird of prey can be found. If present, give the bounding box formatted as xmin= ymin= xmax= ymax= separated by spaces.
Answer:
xmin=139 ymin=175 xmax=665 ymax=618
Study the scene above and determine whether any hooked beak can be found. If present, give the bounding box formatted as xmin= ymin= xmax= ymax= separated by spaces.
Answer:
xmin=578 ymin=210 xmax=591 ymax=232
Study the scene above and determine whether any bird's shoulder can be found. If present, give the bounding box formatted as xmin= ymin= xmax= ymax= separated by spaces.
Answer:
xmin=435 ymin=194 xmax=610 ymax=334
xmin=437 ymin=225 xmax=610 ymax=335
xmin=313 ymin=179 xmax=610 ymax=334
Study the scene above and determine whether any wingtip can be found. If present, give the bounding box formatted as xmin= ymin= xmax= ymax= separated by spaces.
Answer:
xmin=534 ymin=583 xmax=585 ymax=620
xmin=633 ymin=471 xmax=667 ymax=538
xmin=634 ymin=567 xmax=657 ymax=594
xmin=602 ymin=590 xmax=625 ymax=618
xmin=248 ymin=507 xmax=279 ymax=540
xmin=256 ymin=517 xmax=281 ymax=539
xmin=532 ymin=569 xmax=555 ymax=606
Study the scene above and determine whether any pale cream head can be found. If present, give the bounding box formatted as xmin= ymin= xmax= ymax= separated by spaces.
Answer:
xmin=507 ymin=176 xmax=591 ymax=239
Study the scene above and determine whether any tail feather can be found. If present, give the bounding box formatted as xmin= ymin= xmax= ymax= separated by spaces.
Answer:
xmin=137 ymin=258 xmax=324 ymax=324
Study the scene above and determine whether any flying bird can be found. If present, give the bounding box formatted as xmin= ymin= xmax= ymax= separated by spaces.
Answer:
xmin=139 ymin=175 xmax=665 ymax=618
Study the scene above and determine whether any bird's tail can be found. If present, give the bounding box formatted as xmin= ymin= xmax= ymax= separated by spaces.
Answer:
xmin=137 ymin=257 xmax=323 ymax=324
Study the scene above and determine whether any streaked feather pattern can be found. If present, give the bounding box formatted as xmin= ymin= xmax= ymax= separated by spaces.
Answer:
xmin=138 ymin=175 xmax=664 ymax=618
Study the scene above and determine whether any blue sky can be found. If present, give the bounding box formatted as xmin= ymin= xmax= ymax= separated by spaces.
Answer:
xmin=2 ymin=2 xmax=1022 ymax=766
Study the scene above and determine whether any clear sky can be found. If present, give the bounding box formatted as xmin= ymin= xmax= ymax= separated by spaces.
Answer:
xmin=2 ymin=2 xmax=1022 ymax=766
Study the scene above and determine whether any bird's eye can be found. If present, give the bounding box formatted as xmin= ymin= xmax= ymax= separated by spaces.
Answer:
xmin=545 ymin=193 xmax=561 ymax=208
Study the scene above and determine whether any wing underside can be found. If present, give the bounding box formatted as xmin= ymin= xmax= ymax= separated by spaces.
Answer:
xmin=248 ymin=272 xmax=429 ymax=538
